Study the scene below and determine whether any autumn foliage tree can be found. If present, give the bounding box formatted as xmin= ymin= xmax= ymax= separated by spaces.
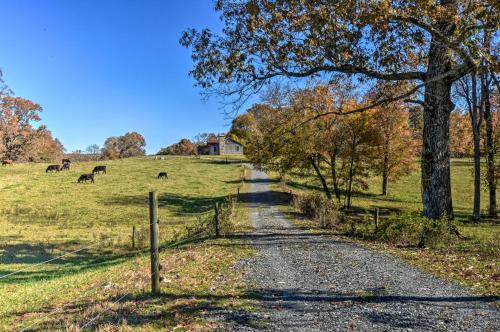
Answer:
xmin=370 ymin=85 xmax=418 ymax=195
xmin=101 ymin=132 xmax=146 ymax=159
xmin=28 ymin=126 xmax=65 ymax=162
xmin=157 ymin=138 xmax=197 ymax=156
xmin=236 ymin=83 xmax=414 ymax=210
xmin=183 ymin=0 xmax=499 ymax=219
xmin=0 ymin=81 xmax=64 ymax=162
xmin=0 ymin=96 xmax=42 ymax=160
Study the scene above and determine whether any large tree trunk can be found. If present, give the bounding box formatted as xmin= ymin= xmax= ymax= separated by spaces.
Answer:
xmin=421 ymin=6 xmax=456 ymax=219
xmin=482 ymin=29 xmax=497 ymax=218
xmin=310 ymin=156 xmax=332 ymax=199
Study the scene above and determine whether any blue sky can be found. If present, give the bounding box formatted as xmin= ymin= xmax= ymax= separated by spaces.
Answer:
xmin=0 ymin=0 xmax=243 ymax=154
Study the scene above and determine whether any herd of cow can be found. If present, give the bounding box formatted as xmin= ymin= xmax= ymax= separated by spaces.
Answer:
xmin=44 ymin=159 xmax=106 ymax=183
xmin=2 ymin=158 xmax=169 ymax=183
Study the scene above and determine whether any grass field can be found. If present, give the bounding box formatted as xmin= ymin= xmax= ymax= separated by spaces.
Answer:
xmin=0 ymin=157 xmax=253 ymax=330
xmin=269 ymin=159 xmax=499 ymax=295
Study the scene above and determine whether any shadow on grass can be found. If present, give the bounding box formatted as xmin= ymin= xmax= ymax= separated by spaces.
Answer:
xmin=102 ymin=189 xmax=291 ymax=214
xmin=0 ymin=232 xmax=212 ymax=286
xmin=0 ymin=243 xmax=131 ymax=285
xmin=102 ymin=193 xmax=224 ymax=214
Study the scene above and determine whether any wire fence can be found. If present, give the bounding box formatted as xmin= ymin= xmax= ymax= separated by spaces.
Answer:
xmin=3 ymin=187 xmax=242 ymax=331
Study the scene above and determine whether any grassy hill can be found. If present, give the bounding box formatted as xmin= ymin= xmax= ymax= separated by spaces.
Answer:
xmin=0 ymin=157 xmax=253 ymax=330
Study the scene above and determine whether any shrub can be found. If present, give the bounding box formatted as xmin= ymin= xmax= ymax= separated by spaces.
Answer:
xmin=374 ymin=212 xmax=457 ymax=248
xmin=291 ymin=193 xmax=457 ymax=248
xmin=292 ymin=193 xmax=342 ymax=228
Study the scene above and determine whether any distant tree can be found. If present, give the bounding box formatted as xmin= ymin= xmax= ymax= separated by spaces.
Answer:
xmin=118 ymin=132 xmax=146 ymax=158
xmin=370 ymin=84 xmax=418 ymax=195
xmin=27 ymin=125 xmax=65 ymax=162
xmin=193 ymin=133 xmax=209 ymax=146
xmin=157 ymin=139 xmax=197 ymax=155
xmin=456 ymin=73 xmax=486 ymax=221
xmin=337 ymin=112 xmax=380 ymax=210
xmin=228 ymin=111 xmax=257 ymax=145
xmin=0 ymin=96 xmax=43 ymax=161
xmin=101 ymin=137 xmax=120 ymax=159
xmin=448 ymin=110 xmax=473 ymax=158
xmin=86 ymin=144 xmax=100 ymax=155
xmin=101 ymin=132 xmax=146 ymax=160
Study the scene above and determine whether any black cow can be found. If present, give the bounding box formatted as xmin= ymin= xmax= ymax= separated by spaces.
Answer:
xmin=61 ymin=163 xmax=70 ymax=171
xmin=46 ymin=165 xmax=61 ymax=173
xmin=62 ymin=158 xmax=71 ymax=164
xmin=92 ymin=166 xmax=107 ymax=174
xmin=157 ymin=172 xmax=168 ymax=179
xmin=78 ymin=174 xmax=94 ymax=183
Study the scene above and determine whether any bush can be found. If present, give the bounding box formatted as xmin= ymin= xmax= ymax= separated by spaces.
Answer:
xmin=291 ymin=193 xmax=456 ymax=248
xmin=374 ymin=212 xmax=457 ymax=248
xmin=292 ymin=193 xmax=342 ymax=228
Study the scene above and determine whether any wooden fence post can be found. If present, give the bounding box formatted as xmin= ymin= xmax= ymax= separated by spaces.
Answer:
xmin=214 ymin=203 xmax=220 ymax=238
xmin=149 ymin=191 xmax=160 ymax=295
xmin=374 ymin=208 xmax=379 ymax=230
xmin=132 ymin=225 xmax=136 ymax=249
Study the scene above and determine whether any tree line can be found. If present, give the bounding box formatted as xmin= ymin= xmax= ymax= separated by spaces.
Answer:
xmin=182 ymin=0 xmax=499 ymax=219
xmin=229 ymin=82 xmax=418 ymax=208
xmin=229 ymin=80 xmax=498 ymax=220
xmin=1 ymin=70 xmax=147 ymax=163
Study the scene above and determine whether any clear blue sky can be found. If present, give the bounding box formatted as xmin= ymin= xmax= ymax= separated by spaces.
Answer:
xmin=0 ymin=0 xmax=242 ymax=154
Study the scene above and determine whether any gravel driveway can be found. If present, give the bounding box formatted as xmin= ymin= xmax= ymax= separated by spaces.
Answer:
xmin=221 ymin=167 xmax=499 ymax=331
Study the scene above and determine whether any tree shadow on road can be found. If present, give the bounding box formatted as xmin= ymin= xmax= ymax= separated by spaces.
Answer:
xmin=23 ymin=287 xmax=498 ymax=331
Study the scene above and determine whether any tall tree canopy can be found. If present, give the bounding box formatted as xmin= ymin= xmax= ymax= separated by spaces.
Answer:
xmin=157 ymin=138 xmax=197 ymax=156
xmin=101 ymin=132 xmax=146 ymax=159
xmin=182 ymin=0 xmax=499 ymax=219
xmin=0 ymin=95 xmax=64 ymax=162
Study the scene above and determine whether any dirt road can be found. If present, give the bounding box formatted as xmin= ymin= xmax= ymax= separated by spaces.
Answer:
xmin=222 ymin=167 xmax=499 ymax=331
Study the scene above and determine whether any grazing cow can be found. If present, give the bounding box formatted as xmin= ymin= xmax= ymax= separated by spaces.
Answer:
xmin=157 ymin=172 xmax=168 ymax=179
xmin=46 ymin=165 xmax=61 ymax=173
xmin=92 ymin=166 xmax=107 ymax=174
xmin=2 ymin=160 xmax=13 ymax=166
xmin=62 ymin=158 xmax=71 ymax=164
xmin=61 ymin=163 xmax=70 ymax=171
xmin=78 ymin=174 xmax=95 ymax=183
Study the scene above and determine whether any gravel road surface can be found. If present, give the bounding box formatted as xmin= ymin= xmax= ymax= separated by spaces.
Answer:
xmin=215 ymin=167 xmax=499 ymax=331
